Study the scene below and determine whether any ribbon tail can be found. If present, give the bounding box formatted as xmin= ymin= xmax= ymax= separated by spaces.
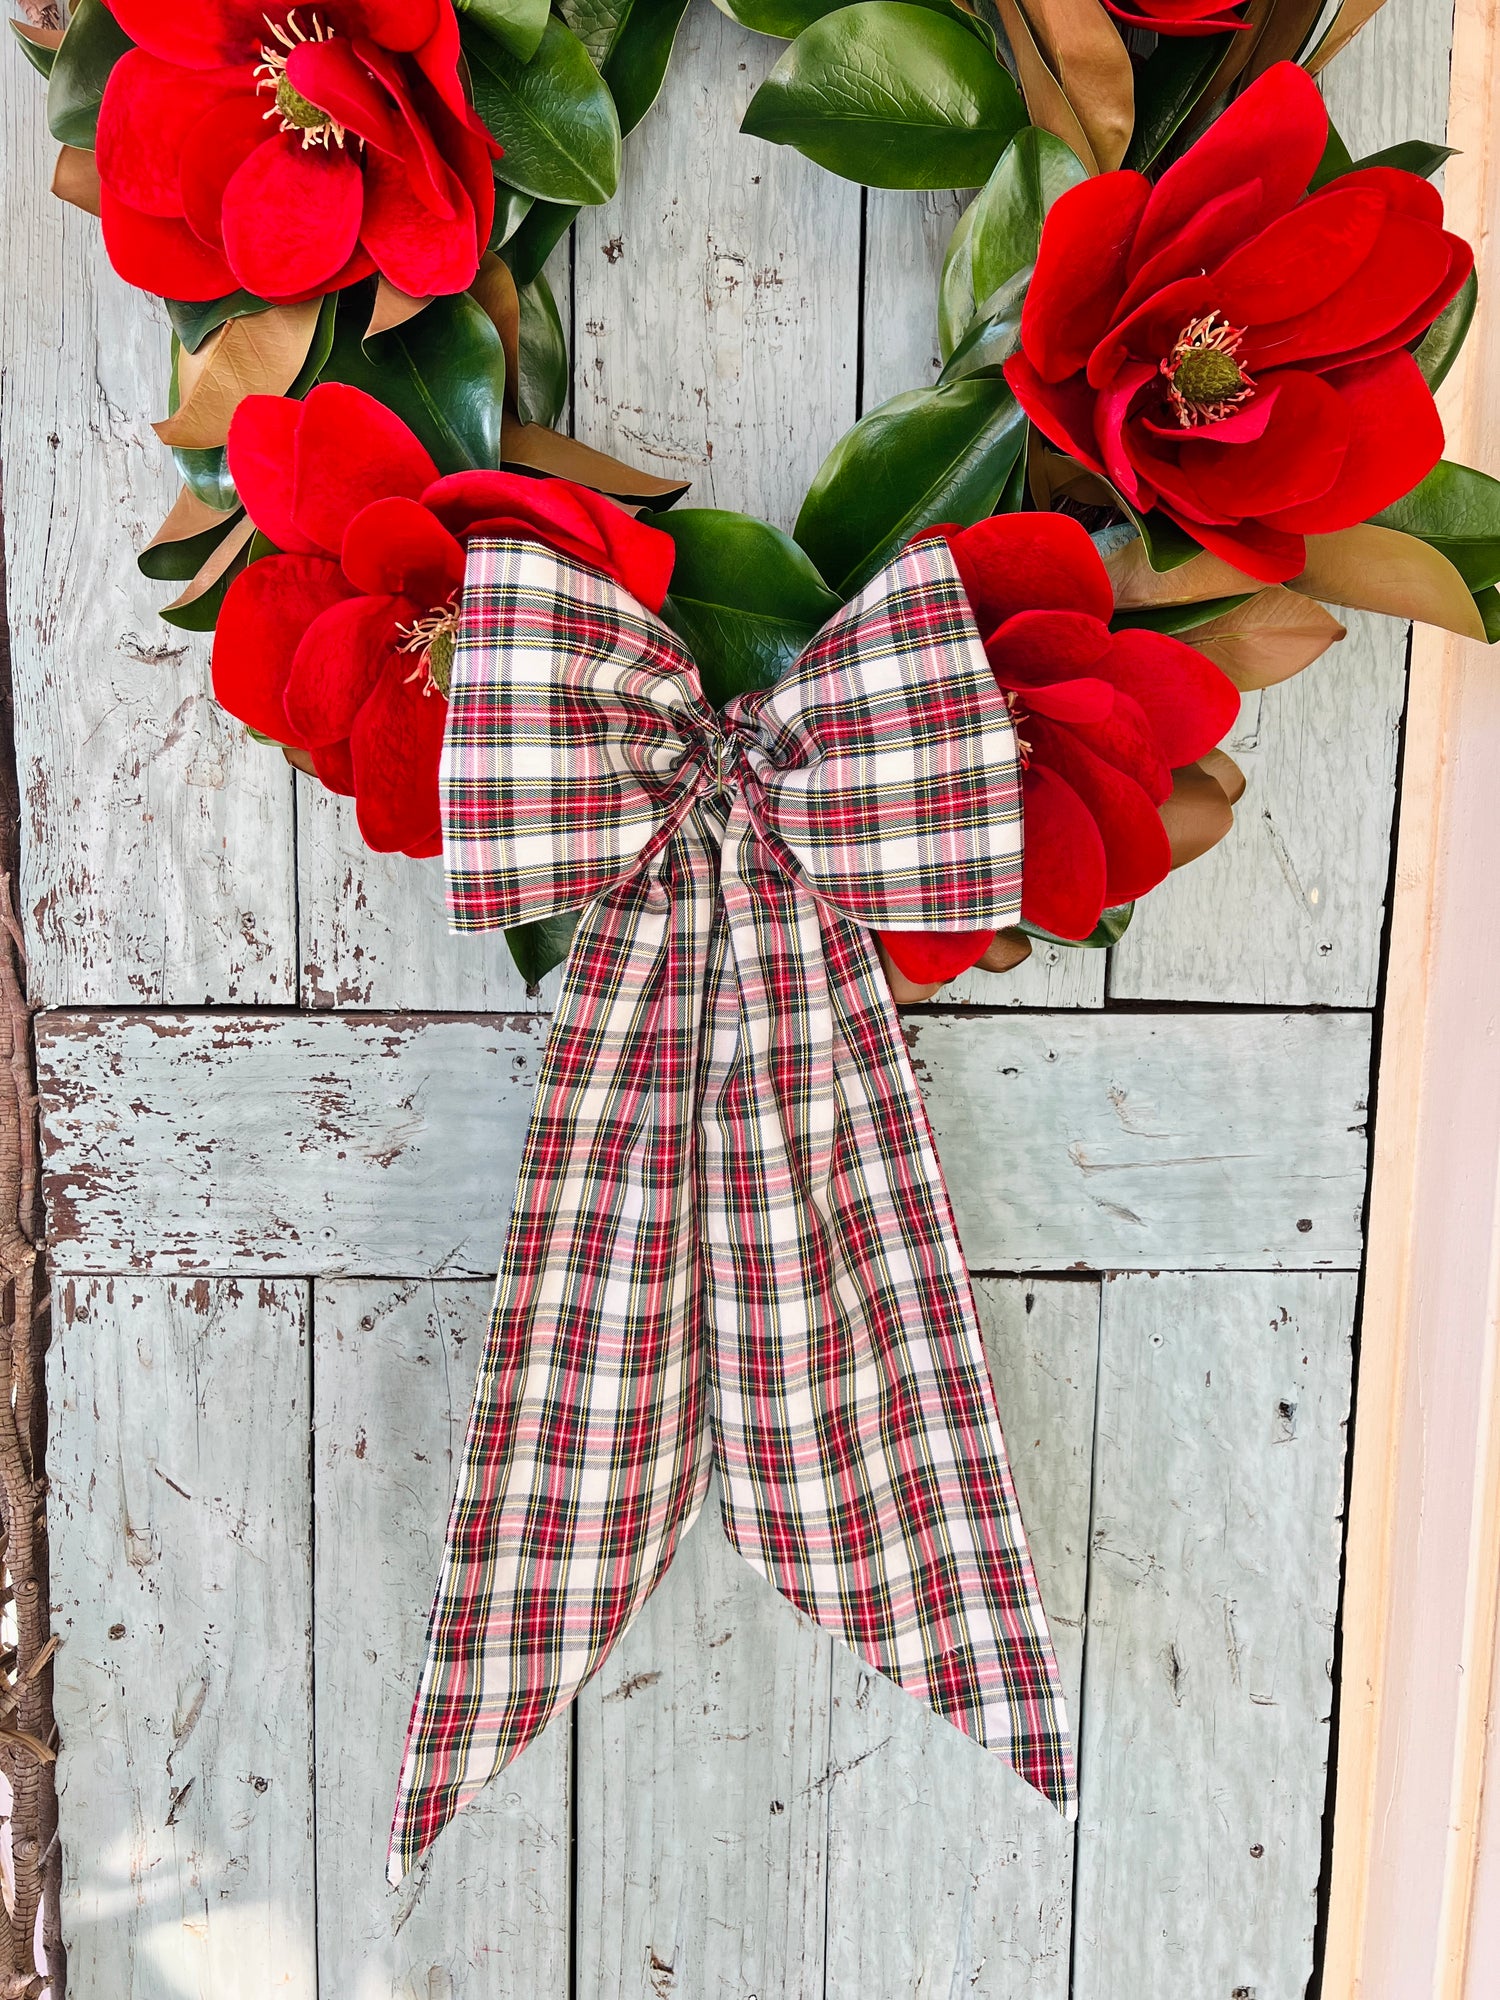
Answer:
xmin=388 ymin=815 xmax=721 ymax=1885
xmin=702 ymin=818 xmax=1077 ymax=1818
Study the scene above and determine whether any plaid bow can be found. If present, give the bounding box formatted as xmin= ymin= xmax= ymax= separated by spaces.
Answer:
xmin=388 ymin=535 xmax=1075 ymax=1884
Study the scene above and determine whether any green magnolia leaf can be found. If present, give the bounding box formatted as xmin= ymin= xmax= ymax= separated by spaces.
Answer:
xmin=1414 ymin=268 xmax=1478 ymax=394
xmin=138 ymin=509 xmax=246 ymax=583
xmin=503 ymin=198 xmax=579 ymax=284
xmin=1372 ymin=459 xmax=1500 ymax=593
xmin=10 ymin=21 xmax=60 ymax=79
xmin=506 ymin=912 xmax=579 ymax=985
xmin=166 ymin=291 xmax=272 ymax=355
xmin=47 ymin=0 xmax=132 ymax=148
xmin=516 ymin=270 xmax=569 ymax=427
xmin=158 ymin=558 xmax=246 ymax=632
xmin=1020 ymin=903 xmax=1134 ymax=949
xmin=1123 ymin=29 xmax=1232 ymax=173
xmin=489 ymin=183 xmax=536 ymax=250
xmin=1352 ymin=139 xmax=1456 ymax=178
xmin=1111 ymin=593 xmax=1256 ymax=635
xmin=968 ymin=127 xmax=1086 ymax=310
xmin=649 ymin=507 xmax=841 ymax=704
xmin=935 ymin=266 xmax=1027 ymax=385
xmin=1475 ymin=585 xmax=1500 ymax=645
xmin=742 ymin=4 xmax=1026 ymax=191
xmin=457 ymin=0 xmax=550 ymax=63
xmin=603 ymin=0 xmax=693 ymax=134
xmin=795 ymin=377 xmax=1027 ymax=596
xmin=172 ymin=445 xmax=239 ymax=511
xmin=466 ymin=16 xmax=622 ymax=205
xmin=938 ymin=201 xmax=980 ymax=363
xmin=318 ymin=291 xmax=507 ymax=473
xmin=1309 ymin=117 xmax=1356 ymax=191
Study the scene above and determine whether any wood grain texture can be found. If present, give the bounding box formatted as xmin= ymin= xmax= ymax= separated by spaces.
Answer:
xmin=821 ymin=1279 xmax=1097 ymax=2000
xmin=572 ymin=3 xmax=860 ymax=533
xmin=37 ymin=1009 xmax=1368 ymax=1275
xmin=1071 ymin=1272 xmax=1355 ymax=2000
xmin=0 ymin=77 xmax=297 ymax=1008
xmin=312 ymin=1280 xmax=570 ymax=1997
xmin=860 ymin=189 xmax=967 ymax=407
xmin=49 ymin=1278 xmax=315 ymax=2000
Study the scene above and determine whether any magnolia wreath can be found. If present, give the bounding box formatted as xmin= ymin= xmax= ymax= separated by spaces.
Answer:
xmin=16 ymin=0 xmax=1500 ymax=1884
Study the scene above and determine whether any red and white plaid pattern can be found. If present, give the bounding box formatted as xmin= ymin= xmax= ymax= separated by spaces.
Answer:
xmin=389 ymin=536 xmax=1073 ymax=1884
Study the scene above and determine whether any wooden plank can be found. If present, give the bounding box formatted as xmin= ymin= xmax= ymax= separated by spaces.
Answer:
xmin=571 ymin=4 xmax=861 ymax=533
xmin=1111 ymin=0 xmax=1454 ymax=1005
xmin=0 ymin=76 xmax=297 ymax=1007
xmin=37 ymin=1009 xmax=1370 ymax=1275
xmin=1071 ymin=1272 xmax=1355 ymax=2000
xmin=313 ymin=1280 xmax=570 ymax=1996
xmin=822 ymin=1279 xmax=1097 ymax=1999
xmin=574 ymin=1498 xmax=832 ymax=2000
xmin=861 ymin=189 xmax=967 ymax=408
xmin=49 ymin=1277 xmax=315 ymax=1998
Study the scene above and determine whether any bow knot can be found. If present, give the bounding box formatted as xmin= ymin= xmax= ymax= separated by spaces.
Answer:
xmin=390 ymin=533 xmax=1073 ymax=1885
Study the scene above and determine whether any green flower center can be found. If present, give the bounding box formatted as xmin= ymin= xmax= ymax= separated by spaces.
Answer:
xmin=274 ymin=73 xmax=330 ymax=134
xmin=1171 ymin=346 xmax=1247 ymax=408
xmin=427 ymin=625 xmax=455 ymax=700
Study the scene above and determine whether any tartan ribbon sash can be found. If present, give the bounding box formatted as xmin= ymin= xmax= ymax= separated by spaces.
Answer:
xmin=388 ymin=535 xmax=1075 ymax=1884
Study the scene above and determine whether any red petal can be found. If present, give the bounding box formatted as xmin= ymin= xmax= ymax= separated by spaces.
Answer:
xmin=1021 ymin=170 xmax=1152 ymax=384
xmin=311 ymin=738 xmax=357 ymax=795
xmin=1310 ymin=231 xmax=1475 ymax=373
xmin=343 ymin=0 xmax=441 ymax=51
xmin=1003 ymin=353 xmax=1109 ymax=476
xmin=178 ymin=93 xmax=272 ymax=251
xmin=96 ymin=54 xmax=245 ymax=218
xmin=1146 ymin=369 xmax=1351 ymax=521
xmin=414 ymin=3 xmax=473 ymax=126
xmin=292 ymin=384 xmax=439 ymax=554
xmin=104 ymin=0 xmax=267 ymax=68
xmin=1246 ymin=212 xmax=1455 ymax=371
xmin=1013 ymin=677 xmax=1116 ymax=725
xmin=1160 ymin=513 xmax=1306 ymax=584
xmin=1056 ymin=689 xmax=1173 ymax=805
xmin=353 ymin=36 xmax=456 ymax=216
xmin=985 ymin=609 xmax=1114 ymax=682
xmin=879 ymin=929 xmax=997 ymax=984
xmin=220 ymin=132 xmax=364 ymax=301
xmin=285 ymin=594 xmax=412 ymax=745
xmin=945 ymin=515 xmax=1115 ymax=632
xmin=1134 ymin=61 xmax=1326 ymax=267
xmin=1028 ymin=717 xmax=1173 ymax=906
xmin=1105 ymin=0 xmax=1250 ymax=26
xmin=1017 ymin=765 xmax=1108 ymax=941
xmin=1214 ymin=185 xmax=1388 ymax=326
xmin=98 ymin=188 xmax=237 ymax=301
xmin=423 ymin=473 xmax=678 ymax=612
xmin=348 ymin=656 xmax=448 ymax=853
xmin=1263 ymin=351 xmax=1444 ymax=534
xmin=283 ymin=38 xmax=408 ymax=155
xmin=1117 ymin=179 xmax=1267 ymax=317
xmin=1331 ymin=165 xmax=1446 ymax=226
xmin=226 ymin=397 xmax=325 ymax=556
xmin=358 ymin=146 xmax=481 ymax=297
xmin=211 ymin=555 xmax=355 ymax=744
xmin=341 ymin=497 xmax=466 ymax=601
xmin=1097 ymin=630 xmax=1242 ymax=767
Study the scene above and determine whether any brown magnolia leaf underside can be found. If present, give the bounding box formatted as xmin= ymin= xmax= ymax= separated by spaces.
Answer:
xmin=155 ymin=299 xmax=323 ymax=451
xmin=144 ymin=485 xmax=239 ymax=551
xmin=470 ymin=251 xmax=522 ymax=407
xmin=11 ymin=21 xmax=61 ymax=53
xmin=1306 ymin=0 xmax=1389 ymax=72
xmin=1187 ymin=586 xmax=1346 ymax=690
xmin=501 ymin=418 xmax=692 ymax=503
xmin=1199 ymin=746 xmax=1246 ymax=805
xmin=1162 ymin=763 xmax=1235 ymax=870
xmin=366 ymin=277 xmax=432 ymax=340
xmin=51 ymin=144 xmax=100 ymax=216
xmin=1017 ymin=0 xmax=1134 ymax=173
xmin=992 ymin=0 xmax=1100 ymax=174
xmin=162 ymin=514 xmax=257 ymax=613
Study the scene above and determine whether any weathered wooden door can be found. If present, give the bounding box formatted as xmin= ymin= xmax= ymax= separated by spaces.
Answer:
xmin=0 ymin=3 xmax=1456 ymax=1993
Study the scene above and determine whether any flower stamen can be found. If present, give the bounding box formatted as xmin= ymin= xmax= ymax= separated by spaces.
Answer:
xmin=1161 ymin=312 xmax=1255 ymax=429
xmin=398 ymin=599 xmax=462 ymax=699
xmin=1003 ymin=689 xmax=1032 ymax=764
xmin=255 ymin=11 xmax=349 ymax=150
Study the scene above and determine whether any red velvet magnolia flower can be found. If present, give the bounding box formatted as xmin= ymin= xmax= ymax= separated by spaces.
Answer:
xmin=212 ymin=383 xmax=675 ymax=857
xmin=96 ymin=1 xmax=497 ymax=304
xmin=880 ymin=513 xmax=1240 ymax=983
xmin=1004 ymin=61 xmax=1473 ymax=583
xmin=1104 ymin=0 xmax=1249 ymax=34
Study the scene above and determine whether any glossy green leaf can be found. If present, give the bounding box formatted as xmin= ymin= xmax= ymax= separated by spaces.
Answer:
xmin=158 ymin=558 xmax=246 ymax=632
xmin=47 ymin=0 xmax=132 ymax=148
xmin=1352 ymin=139 xmax=1456 ymax=178
xmin=649 ymin=508 xmax=841 ymax=704
xmin=457 ymin=0 xmax=550 ymax=62
xmin=741 ymin=5 xmax=1026 ymax=190
xmin=1475 ymin=585 xmax=1500 ymax=645
xmin=317 ymin=291 xmax=507 ymax=473
xmin=968 ymin=126 xmax=1086 ymax=309
xmin=1020 ymin=903 xmax=1134 ymax=949
xmin=1308 ymin=116 xmax=1355 ymax=191
xmin=1372 ymin=459 xmax=1500 ymax=593
xmin=172 ymin=445 xmax=239 ymax=511
xmin=166 ymin=291 xmax=271 ymax=355
xmin=603 ymin=0 xmax=693 ymax=134
xmin=795 ymin=377 xmax=1027 ymax=596
xmin=503 ymin=198 xmax=579 ymax=283
xmin=507 ymin=913 xmax=579 ymax=985
xmin=515 ymin=270 xmax=569 ymax=427
xmin=1414 ymin=268 xmax=1478 ymax=394
xmin=938 ymin=200 xmax=979 ymax=363
xmin=138 ymin=510 xmax=246 ymax=583
xmin=1123 ymin=29 xmax=1232 ymax=173
xmin=10 ymin=22 xmax=60 ymax=79
xmin=466 ymin=16 xmax=622 ymax=205
xmin=935 ymin=266 xmax=1026 ymax=385
xmin=1111 ymin=593 xmax=1256 ymax=635
xmin=489 ymin=183 xmax=536 ymax=249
